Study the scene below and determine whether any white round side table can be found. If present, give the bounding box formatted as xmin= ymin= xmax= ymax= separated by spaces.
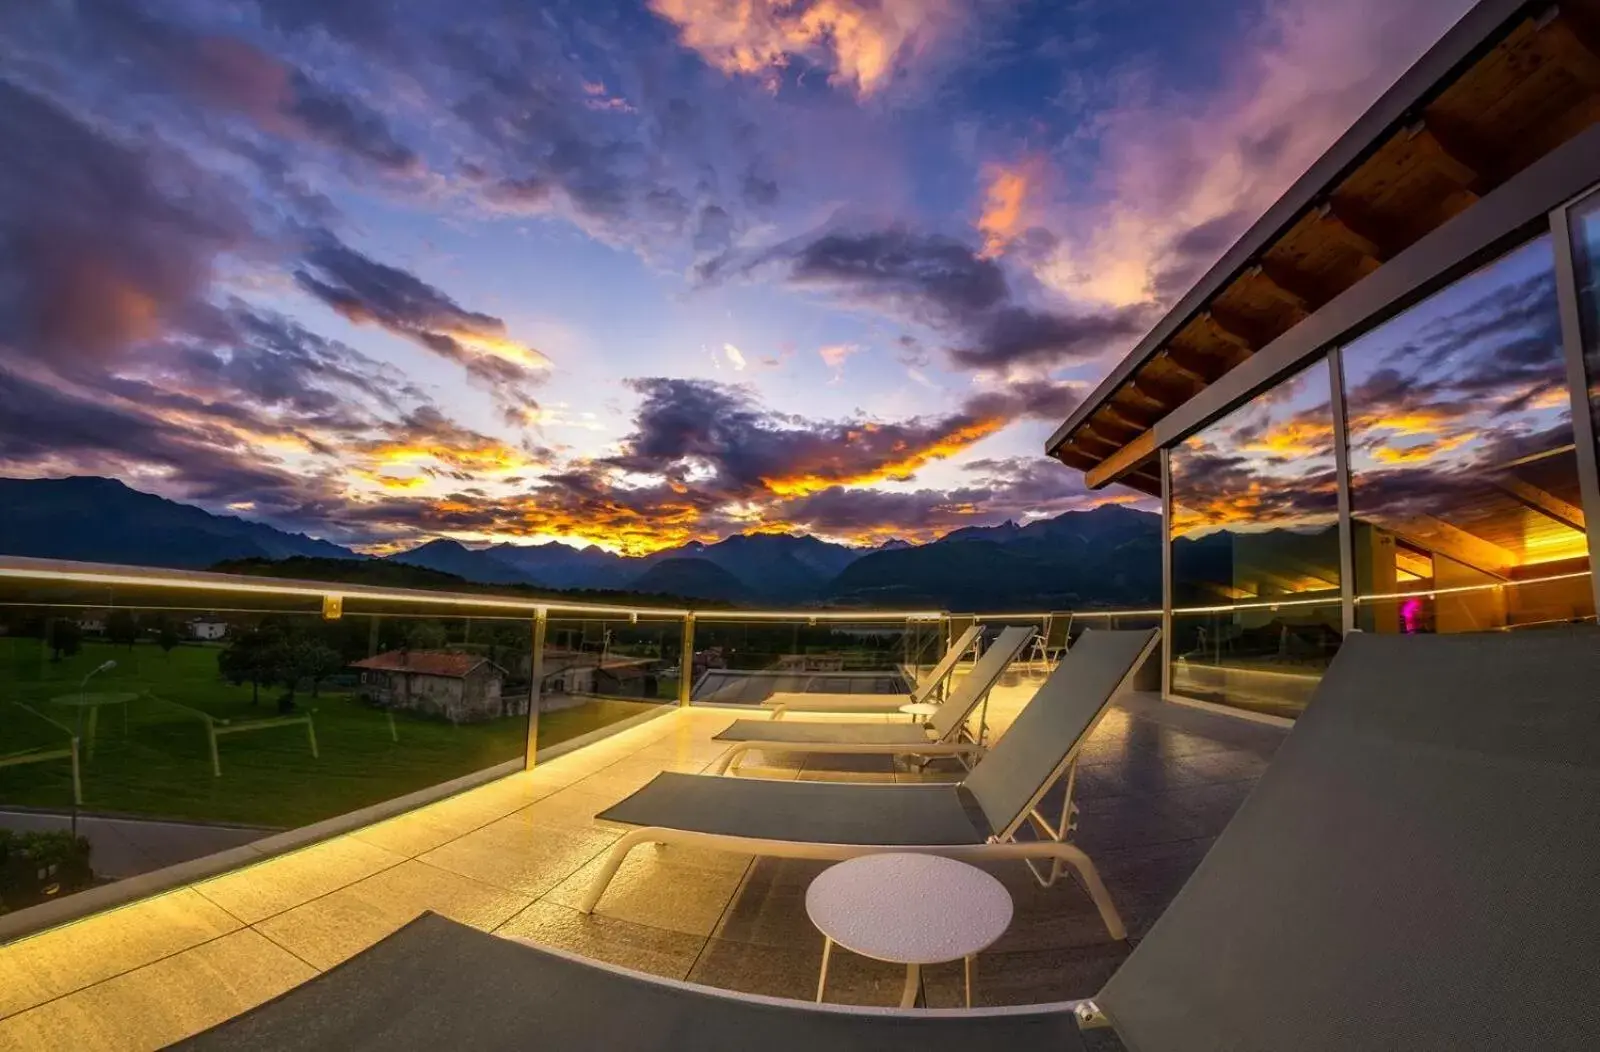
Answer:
xmin=805 ymin=852 xmax=1013 ymax=1008
xmin=899 ymin=701 xmax=940 ymax=723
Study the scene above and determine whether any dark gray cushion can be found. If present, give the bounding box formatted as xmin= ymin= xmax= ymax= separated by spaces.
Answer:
xmin=713 ymin=721 xmax=930 ymax=745
xmin=1099 ymin=628 xmax=1600 ymax=1052
xmin=963 ymin=628 xmax=1159 ymax=836
xmin=599 ymin=772 xmax=988 ymax=845
xmin=178 ymin=912 xmax=1087 ymax=1051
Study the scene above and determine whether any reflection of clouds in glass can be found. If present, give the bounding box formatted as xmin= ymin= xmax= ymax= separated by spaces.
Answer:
xmin=1345 ymin=237 xmax=1568 ymax=476
xmin=1344 ymin=235 xmax=1586 ymax=568
xmin=1172 ymin=361 xmax=1337 ymax=540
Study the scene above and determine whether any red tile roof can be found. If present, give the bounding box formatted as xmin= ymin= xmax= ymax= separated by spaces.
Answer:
xmin=349 ymin=650 xmax=499 ymax=679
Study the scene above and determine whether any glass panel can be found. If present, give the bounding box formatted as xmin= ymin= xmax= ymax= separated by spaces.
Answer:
xmin=688 ymin=618 xmax=941 ymax=704
xmin=1342 ymin=234 xmax=1594 ymax=632
xmin=538 ymin=616 xmax=678 ymax=743
xmin=1571 ymin=191 xmax=1600 ymax=465
xmin=1169 ymin=359 xmax=1343 ymax=716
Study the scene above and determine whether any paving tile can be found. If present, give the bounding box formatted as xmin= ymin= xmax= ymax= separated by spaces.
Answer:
xmin=0 ymin=888 xmax=241 ymax=1019
xmin=506 ymin=785 xmax=637 ymax=835
xmin=0 ymin=928 xmax=313 ymax=1052
xmin=194 ymin=836 xmax=408 ymax=925
xmin=419 ymin=816 xmax=618 ymax=897
xmin=496 ymin=900 xmax=703 ymax=980
xmin=925 ymin=942 xmax=1128 ymax=1008
xmin=254 ymin=859 xmax=530 ymax=971
xmin=547 ymin=842 xmax=751 ymax=937
xmin=688 ymin=935 xmax=921 ymax=1007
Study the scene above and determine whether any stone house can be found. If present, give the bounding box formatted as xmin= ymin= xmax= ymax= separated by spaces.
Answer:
xmin=350 ymin=650 xmax=507 ymax=723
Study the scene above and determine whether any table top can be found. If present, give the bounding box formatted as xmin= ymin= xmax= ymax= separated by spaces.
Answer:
xmin=49 ymin=692 xmax=140 ymax=708
xmin=899 ymin=702 xmax=941 ymax=718
xmin=805 ymin=853 xmax=1012 ymax=965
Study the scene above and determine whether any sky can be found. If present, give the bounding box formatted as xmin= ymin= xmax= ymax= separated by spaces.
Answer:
xmin=0 ymin=0 xmax=1477 ymax=555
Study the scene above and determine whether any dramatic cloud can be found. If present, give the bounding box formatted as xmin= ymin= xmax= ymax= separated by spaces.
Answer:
xmin=294 ymin=238 xmax=549 ymax=416
xmin=0 ymin=77 xmax=250 ymax=364
xmin=721 ymin=226 xmax=1149 ymax=374
xmin=1031 ymin=0 xmax=1469 ymax=310
xmin=975 ymin=159 xmax=1047 ymax=259
xmin=773 ymin=456 xmax=1153 ymax=545
xmin=606 ymin=376 xmax=1007 ymax=499
xmin=649 ymin=0 xmax=965 ymax=97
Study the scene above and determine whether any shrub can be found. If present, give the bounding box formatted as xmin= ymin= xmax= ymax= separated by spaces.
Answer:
xmin=0 ymin=830 xmax=94 ymax=915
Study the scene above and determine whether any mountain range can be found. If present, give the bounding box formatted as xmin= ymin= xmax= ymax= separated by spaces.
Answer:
xmin=0 ymin=476 xmax=1164 ymax=609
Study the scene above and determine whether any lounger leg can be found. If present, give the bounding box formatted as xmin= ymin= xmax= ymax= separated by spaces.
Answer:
xmin=1051 ymin=844 xmax=1126 ymax=941
xmin=707 ymin=744 xmax=750 ymax=775
xmin=579 ymin=827 xmax=666 ymax=913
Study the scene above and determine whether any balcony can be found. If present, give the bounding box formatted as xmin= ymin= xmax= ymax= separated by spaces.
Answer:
xmin=0 ymin=557 xmax=1282 ymax=1048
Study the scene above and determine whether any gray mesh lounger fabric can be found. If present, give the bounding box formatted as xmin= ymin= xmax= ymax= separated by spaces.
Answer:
xmin=177 ymin=912 xmax=1088 ymax=1051
xmin=962 ymin=628 xmax=1159 ymax=835
xmin=713 ymin=721 xmax=931 ymax=745
xmin=716 ymin=625 xmax=1035 ymax=744
xmin=605 ymin=629 xmax=1159 ymax=844
xmin=600 ymin=772 xmax=990 ymax=845
xmin=761 ymin=624 xmax=987 ymax=712
xmin=1098 ymin=628 xmax=1600 ymax=1052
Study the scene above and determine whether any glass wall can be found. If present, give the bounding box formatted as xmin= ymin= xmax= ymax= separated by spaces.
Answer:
xmin=1342 ymin=234 xmax=1594 ymax=633
xmin=1168 ymin=360 xmax=1344 ymax=717
xmin=1567 ymin=190 xmax=1600 ymax=515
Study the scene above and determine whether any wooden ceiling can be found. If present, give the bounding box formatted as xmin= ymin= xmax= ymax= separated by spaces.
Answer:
xmin=1051 ymin=1 xmax=1600 ymax=495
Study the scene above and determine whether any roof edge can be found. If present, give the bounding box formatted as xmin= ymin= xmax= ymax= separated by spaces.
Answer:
xmin=1047 ymin=0 xmax=1537 ymax=460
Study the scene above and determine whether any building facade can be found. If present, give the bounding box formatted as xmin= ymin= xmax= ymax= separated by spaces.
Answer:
xmin=351 ymin=650 xmax=506 ymax=723
xmin=1049 ymin=0 xmax=1600 ymax=719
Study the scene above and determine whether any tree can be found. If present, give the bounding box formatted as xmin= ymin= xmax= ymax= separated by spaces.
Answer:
xmin=303 ymin=641 xmax=344 ymax=699
xmin=155 ymin=619 xmax=180 ymax=658
xmin=106 ymin=610 xmax=139 ymax=650
xmin=406 ymin=620 xmax=449 ymax=650
xmin=46 ymin=619 xmax=82 ymax=663
xmin=218 ymin=626 xmax=278 ymax=705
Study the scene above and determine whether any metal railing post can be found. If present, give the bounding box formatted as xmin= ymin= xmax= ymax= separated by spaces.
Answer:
xmin=524 ymin=608 xmax=547 ymax=770
xmin=678 ymin=613 xmax=695 ymax=706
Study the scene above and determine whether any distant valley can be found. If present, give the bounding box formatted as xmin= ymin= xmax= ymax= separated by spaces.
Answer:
xmin=0 ymin=476 xmax=1164 ymax=609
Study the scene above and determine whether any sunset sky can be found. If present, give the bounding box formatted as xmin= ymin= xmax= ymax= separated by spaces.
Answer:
xmin=0 ymin=0 xmax=1477 ymax=555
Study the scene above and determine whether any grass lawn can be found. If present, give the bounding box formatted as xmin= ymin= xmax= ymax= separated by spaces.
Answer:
xmin=0 ymin=638 xmax=659 ymax=828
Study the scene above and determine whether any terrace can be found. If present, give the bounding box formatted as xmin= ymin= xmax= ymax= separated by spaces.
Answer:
xmin=5 ymin=0 xmax=1600 ymax=1047
xmin=0 ymin=557 xmax=1276 ymax=1048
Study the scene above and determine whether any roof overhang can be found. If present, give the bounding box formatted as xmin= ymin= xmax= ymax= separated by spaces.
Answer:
xmin=1048 ymin=0 xmax=1600 ymax=492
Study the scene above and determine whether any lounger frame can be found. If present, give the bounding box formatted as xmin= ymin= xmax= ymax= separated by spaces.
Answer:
xmin=708 ymin=627 xmax=1036 ymax=775
xmin=764 ymin=625 xmax=984 ymax=720
xmin=581 ymin=630 xmax=1160 ymax=941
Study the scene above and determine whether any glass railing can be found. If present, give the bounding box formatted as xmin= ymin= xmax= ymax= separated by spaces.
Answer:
xmin=1169 ymin=597 xmax=1343 ymax=719
xmin=0 ymin=554 xmax=1161 ymax=925
xmin=687 ymin=612 xmax=945 ymax=705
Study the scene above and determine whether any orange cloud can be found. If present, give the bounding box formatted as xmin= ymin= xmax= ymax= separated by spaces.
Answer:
xmin=648 ymin=0 xmax=962 ymax=97
xmin=759 ymin=416 xmax=1003 ymax=496
xmin=1369 ymin=431 xmax=1477 ymax=464
xmin=1239 ymin=418 xmax=1335 ymax=458
xmin=975 ymin=159 xmax=1042 ymax=259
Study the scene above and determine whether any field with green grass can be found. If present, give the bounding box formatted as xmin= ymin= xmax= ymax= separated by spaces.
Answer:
xmin=0 ymin=637 xmax=658 ymax=828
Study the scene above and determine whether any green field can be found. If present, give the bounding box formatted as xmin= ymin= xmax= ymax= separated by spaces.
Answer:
xmin=0 ymin=638 xmax=658 ymax=828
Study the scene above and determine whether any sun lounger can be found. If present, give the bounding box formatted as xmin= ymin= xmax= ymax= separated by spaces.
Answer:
xmin=759 ymin=624 xmax=984 ymax=718
xmin=184 ymin=628 xmax=1600 ymax=1051
xmin=707 ymin=625 xmax=1035 ymax=774
xmin=585 ymin=628 xmax=1162 ymax=938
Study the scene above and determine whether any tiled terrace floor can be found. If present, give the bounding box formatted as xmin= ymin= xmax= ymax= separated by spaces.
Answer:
xmin=0 ymin=669 xmax=1285 ymax=1050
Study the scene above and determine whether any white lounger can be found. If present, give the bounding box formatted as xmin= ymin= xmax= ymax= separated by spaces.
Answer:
xmin=759 ymin=624 xmax=984 ymax=718
xmin=707 ymin=625 xmax=1035 ymax=774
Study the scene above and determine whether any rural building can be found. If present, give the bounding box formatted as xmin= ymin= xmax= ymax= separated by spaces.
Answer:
xmin=351 ymin=650 xmax=507 ymax=723
xmin=187 ymin=618 xmax=228 ymax=641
